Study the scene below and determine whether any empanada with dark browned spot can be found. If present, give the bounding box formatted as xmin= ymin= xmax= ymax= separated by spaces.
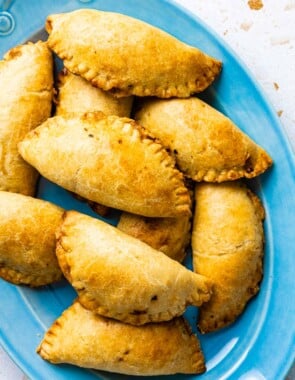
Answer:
xmin=56 ymin=211 xmax=212 ymax=325
xmin=135 ymin=97 xmax=272 ymax=182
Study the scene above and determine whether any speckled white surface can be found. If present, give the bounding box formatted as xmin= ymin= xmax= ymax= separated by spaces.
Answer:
xmin=176 ymin=0 xmax=295 ymax=151
xmin=0 ymin=0 xmax=294 ymax=379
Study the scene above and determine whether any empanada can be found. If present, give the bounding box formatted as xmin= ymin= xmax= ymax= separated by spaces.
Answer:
xmin=55 ymin=69 xmax=133 ymax=116
xmin=45 ymin=9 xmax=221 ymax=98
xmin=19 ymin=112 xmax=191 ymax=217
xmin=191 ymin=182 xmax=265 ymax=333
xmin=0 ymin=41 xmax=53 ymax=195
xmin=56 ymin=211 xmax=212 ymax=325
xmin=135 ymin=97 xmax=272 ymax=182
xmin=0 ymin=191 xmax=63 ymax=286
xmin=37 ymin=301 xmax=206 ymax=375
xmin=117 ymin=212 xmax=191 ymax=262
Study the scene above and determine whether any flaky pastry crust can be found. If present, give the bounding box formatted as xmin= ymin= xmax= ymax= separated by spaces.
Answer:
xmin=37 ymin=301 xmax=206 ymax=375
xmin=46 ymin=9 xmax=221 ymax=98
xmin=0 ymin=41 xmax=53 ymax=195
xmin=135 ymin=97 xmax=272 ymax=182
xmin=56 ymin=211 xmax=212 ymax=325
xmin=192 ymin=182 xmax=265 ymax=333
xmin=0 ymin=191 xmax=63 ymax=286
xmin=19 ymin=112 xmax=191 ymax=217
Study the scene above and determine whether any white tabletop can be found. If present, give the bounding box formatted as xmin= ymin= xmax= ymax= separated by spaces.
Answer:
xmin=0 ymin=0 xmax=294 ymax=379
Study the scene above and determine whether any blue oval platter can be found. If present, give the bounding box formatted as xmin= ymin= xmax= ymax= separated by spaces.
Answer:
xmin=0 ymin=1 xmax=294 ymax=379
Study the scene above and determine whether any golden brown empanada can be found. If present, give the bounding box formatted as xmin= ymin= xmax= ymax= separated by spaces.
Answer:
xmin=0 ymin=41 xmax=53 ymax=195
xmin=135 ymin=97 xmax=272 ymax=182
xmin=45 ymin=9 xmax=221 ymax=98
xmin=117 ymin=212 xmax=191 ymax=262
xmin=191 ymin=182 xmax=265 ymax=333
xmin=0 ymin=191 xmax=63 ymax=286
xmin=19 ymin=112 xmax=191 ymax=217
xmin=56 ymin=211 xmax=212 ymax=325
xmin=37 ymin=301 xmax=206 ymax=375
xmin=55 ymin=69 xmax=133 ymax=116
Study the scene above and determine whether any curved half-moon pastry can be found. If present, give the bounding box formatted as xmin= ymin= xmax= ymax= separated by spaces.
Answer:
xmin=192 ymin=182 xmax=265 ymax=333
xmin=56 ymin=211 xmax=212 ymax=325
xmin=55 ymin=69 xmax=133 ymax=117
xmin=45 ymin=9 xmax=221 ymax=98
xmin=117 ymin=212 xmax=191 ymax=262
xmin=19 ymin=112 xmax=191 ymax=217
xmin=0 ymin=191 xmax=63 ymax=286
xmin=0 ymin=41 xmax=53 ymax=195
xmin=135 ymin=97 xmax=272 ymax=182
xmin=37 ymin=301 xmax=206 ymax=375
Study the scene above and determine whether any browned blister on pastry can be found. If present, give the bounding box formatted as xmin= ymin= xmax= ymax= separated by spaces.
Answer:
xmin=56 ymin=211 xmax=212 ymax=325
xmin=0 ymin=191 xmax=63 ymax=286
xmin=37 ymin=301 xmax=206 ymax=375
xmin=117 ymin=212 xmax=191 ymax=262
xmin=45 ymin=9 xmax=221 ymax=98
xmin=135 ymin=97 xmax=272 ymax=182
xmin=18 ymin=112 xmax=191 ymax=217
xmin=55 ymin=69 xmax=133 ymax=116
xmin=192 ymin=182 xmax=265 ymax=333
xmin=0 ymin=41 xmax=53 ymax=195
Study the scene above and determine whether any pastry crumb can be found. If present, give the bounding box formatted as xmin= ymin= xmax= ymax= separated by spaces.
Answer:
xmin=284 ymin=3 xmax=295 ymax=11
xmin=240 ymin=22 xmax=253 ymax=31
xmin=277 ymin=110 xmax=283 ymax=117
xmin=248 ymin=0 xmax=264 ymax=10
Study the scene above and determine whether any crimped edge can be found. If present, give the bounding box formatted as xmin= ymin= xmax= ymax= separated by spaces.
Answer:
xmin=81 ymin=112 xmax=192 ymax=216
xmin=77 ymin=272 xmax=212 ymax=326
xmin=180 ymin=317 xmax=206 ymax=374
xmin=192 ymin=151 xmax=273 ymax=182
xmin=36 ymin=301 xmax=77 ymax=362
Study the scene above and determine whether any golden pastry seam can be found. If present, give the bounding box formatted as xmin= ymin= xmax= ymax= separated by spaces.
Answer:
xmin=46 ymin=37 xmax=221 ymax=98
xmin=77 ymin=290 xmax=190 ymax=325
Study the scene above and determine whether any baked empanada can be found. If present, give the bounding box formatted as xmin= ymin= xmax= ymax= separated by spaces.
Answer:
xmin=0 ymin=191 xmax=63 ymax=286
xmin=55 ymin=69 xmax=133 ymax=116
xmin=135 ymin=97 xmax=272 ymax=182
xmin=37 ymin=301 xmax=206 ymax=375
xmin=192 ymin=182 xmax=265 ymax=333
xmin=0 ymin=41 xmax=53 ymax=195
xmin=19 ymin=112 xmax=191 ymax=217
xmin=117 ymin=212 xmax=191 ymax=262
xmin=45 ymin=9 xmax=221 ymax=98
xmin=56 ymin=211 xmax=212 ymax=325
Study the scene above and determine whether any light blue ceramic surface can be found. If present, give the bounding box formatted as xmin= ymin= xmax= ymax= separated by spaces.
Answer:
xmin=0 ymin=1 xmax=294 ymax=379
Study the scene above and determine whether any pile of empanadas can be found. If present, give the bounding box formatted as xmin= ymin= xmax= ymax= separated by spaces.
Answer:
xmin=0 ymin=8 xmax=272 ymax=377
